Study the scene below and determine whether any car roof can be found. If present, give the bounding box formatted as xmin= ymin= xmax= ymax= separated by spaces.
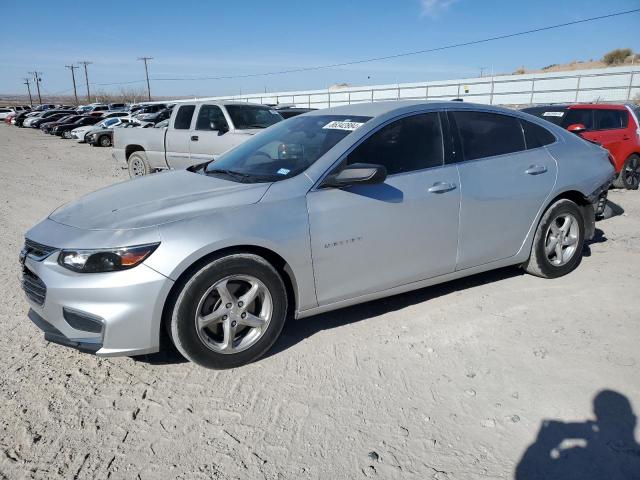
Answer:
xmin=304 ymin=100 xmax=522 ymax=118
xmin=568 ymin=103 xmax=627 ymax=110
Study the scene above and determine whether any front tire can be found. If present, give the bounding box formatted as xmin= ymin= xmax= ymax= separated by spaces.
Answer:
xmin=99 ymin=135 xmax=112 ymax=147
xmin=127 ymin=151 xmax=151 ymax=177
xmin=169 ymin=254 xmax=288 ymax=369
xmin=524 ymin=199 xmax=585 ymax=279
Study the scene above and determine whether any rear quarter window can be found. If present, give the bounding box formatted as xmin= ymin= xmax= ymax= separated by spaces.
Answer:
xmin=593 ymin=109 xmax=628 ymax=130
xmin=521 ymin=120 xmax=556 ymax=149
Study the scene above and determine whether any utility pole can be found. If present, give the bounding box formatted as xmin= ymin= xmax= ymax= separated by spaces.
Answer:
xmin=78 ymin=61 xmax=92 ymax=103
xmin=23 ymin=78 xmax=33 ymax=106
xmin=137 ymin=57 xmax=153 ymax=101
xmin=65 ymin=64 xmax=79 ymax=105
xmin=29 ymin=71 xmax=42 ymax=105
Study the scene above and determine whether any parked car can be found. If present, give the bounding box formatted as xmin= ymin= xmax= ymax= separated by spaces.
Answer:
xmin=75 ymin=117 xmax=129 ymax=142
xmin=135 ymin=107 xmax=173 ymax=124
xmin=21 ymin=101 xmax=614 ymax=368
xmin=32 ymin=104 xmax=56 ymax=112
xmin=273 ymin=106 xmax=316 ymax=119
xmin=522 ymin=103 xmax=640 ymax=189
xmin=0 ymin=107 xmax=15 ymax=120
xmin=108 ymin=103 xmax=128 ymax=111
xmin=55 ymin=116 xmax=102 ymax=137
xmin=4 ymin=112 xmax=16 ymax=124
xmin=114 ymin=101 xmax=283 ymax=177
xmin=131 ymin=104 xmax=167 ymax=119
xmin=100 ymin=111 xmax=130 ymax=120
xmin=29 ymin=111 xmax=77 ymax=129
xmin=87 ymin=127 xmax=114 ymax=147
xmin=40 ymin=115 xmax=83 ymax=134
xmin=14 ymin=110 xmax=40 ymax=127
xmin=22 ymin=110 xmax=64 ymax=128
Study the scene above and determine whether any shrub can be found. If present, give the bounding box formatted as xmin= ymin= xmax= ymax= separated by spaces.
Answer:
xmin=602 ymin=48 xmax=633 ymax=65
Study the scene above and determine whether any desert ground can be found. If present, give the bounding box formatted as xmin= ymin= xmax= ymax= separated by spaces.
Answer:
xmin=0 ymin=125 xmax=638 ymax=479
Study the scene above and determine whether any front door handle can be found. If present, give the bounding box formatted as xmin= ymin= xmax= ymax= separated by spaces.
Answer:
xmin=191 ymin=135 xmax=199 ymax=141
xmin=428 ymin=182 xmax=456 ymax=194
xmin=525 ymin=165 xmax=547 ymax=175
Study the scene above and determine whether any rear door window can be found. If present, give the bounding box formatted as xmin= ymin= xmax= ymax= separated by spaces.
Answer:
xmin=453 ymin=111 xmax=525 ymax=161
xmin=593 ymin=109 xmax=628 ymax=130
xmin=346 ymin=112 xmax=444 ymax=175
xmin=174 ymin=105 xmax=195 ymax=130
xmin=561 ymin=109 xmax=594 ymax=130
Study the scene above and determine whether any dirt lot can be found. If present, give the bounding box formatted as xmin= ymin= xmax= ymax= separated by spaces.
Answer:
xmin=0 ymin=125 xmax=639 ymax=479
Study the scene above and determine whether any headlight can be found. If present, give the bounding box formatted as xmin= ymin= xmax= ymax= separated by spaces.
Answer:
xmin=58 ymin=243 xmax=159 ymax=273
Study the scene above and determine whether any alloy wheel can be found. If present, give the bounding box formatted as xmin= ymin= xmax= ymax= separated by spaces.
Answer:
xmin=544 ymin=213 xmax=579 ymax=266
xmin=624 ymin=157 xmax=640 ymax=189
xmin=194 ymin=275 xmax=273 ymax=354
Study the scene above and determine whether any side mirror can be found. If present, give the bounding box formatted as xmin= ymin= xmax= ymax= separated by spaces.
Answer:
xmin=210 ymin=120 xmax=229 ymax=134
xmin=567 ymin=123 xmax=587 ymax=135
xmin=322 ymin=163 xmax=387 ymax=188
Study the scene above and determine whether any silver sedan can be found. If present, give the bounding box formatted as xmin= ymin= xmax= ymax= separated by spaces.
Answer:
xmin=21 ymin=101 xmax=614 ymax=368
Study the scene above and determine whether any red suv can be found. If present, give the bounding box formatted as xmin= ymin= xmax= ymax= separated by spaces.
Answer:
xmin=522 ymin=104 xmax=640 ymax=190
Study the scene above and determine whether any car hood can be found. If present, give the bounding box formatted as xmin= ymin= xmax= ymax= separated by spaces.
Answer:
xmin=49 ymin=170 xmax=271 ymax=230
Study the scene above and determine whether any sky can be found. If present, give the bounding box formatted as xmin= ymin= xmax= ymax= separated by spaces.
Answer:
xmin=1 ymin=0 xmax=639 ymax=99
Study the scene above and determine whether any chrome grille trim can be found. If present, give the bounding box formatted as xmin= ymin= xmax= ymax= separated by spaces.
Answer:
xmin=23 ymin=239 xmax=57 ymax=261
xmin=22 ymin=268 xmax=46 ymax=306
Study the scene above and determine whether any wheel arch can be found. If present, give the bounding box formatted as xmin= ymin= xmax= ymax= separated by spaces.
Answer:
xmin=160 ymin=245 xmax=300 ymax=346
xmin=125 ymin=144 xmax=145 ymax=159
xmin=542 ymin=189 xmax=595 ymax=241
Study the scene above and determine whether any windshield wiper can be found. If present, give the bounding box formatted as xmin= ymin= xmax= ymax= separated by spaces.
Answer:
xmin=243 ymin=124 xmax=268 ymax=129
xmin=206 ymin=168 xmax=253 ymax=182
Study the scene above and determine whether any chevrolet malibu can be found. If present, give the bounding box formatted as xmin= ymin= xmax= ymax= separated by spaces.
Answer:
xmin=21 ymin=101 xmax=614 ymax=369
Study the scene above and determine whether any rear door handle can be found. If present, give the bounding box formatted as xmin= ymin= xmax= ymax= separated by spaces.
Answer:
xmin=525 ymin=165 xmax=547 ymax=175
xmin=428 ymin=182 xmax=456 ymax=194
xmin=191 ymin=135 xmax=199 ymax=141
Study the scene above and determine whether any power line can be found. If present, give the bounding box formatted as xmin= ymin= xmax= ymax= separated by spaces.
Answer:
xmin=149 ymin=8 xmax=640 ymax=82
xmin=78 ymin=61 xmax=92 ymax=102
xmin=137 ymin=57 xmax=153 ymax=101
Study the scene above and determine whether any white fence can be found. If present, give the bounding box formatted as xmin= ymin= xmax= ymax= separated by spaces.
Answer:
xmin=194 ymin=65 xmax=640 ymax=108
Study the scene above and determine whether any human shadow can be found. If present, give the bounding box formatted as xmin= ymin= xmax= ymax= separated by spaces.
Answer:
xmin=266 ymin=266 xmax=523 ymax=358
xmin=516 ymin=389 xmax=640 ymax=480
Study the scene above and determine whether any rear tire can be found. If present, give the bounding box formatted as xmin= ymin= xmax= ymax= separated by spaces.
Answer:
xmin=127 ymin=151 xmax=151 ymax=177
xmin=524 ymin=199 xmax=585 ymax=279
xmin=613 ymin=154 xmax=640 ymax=190
xmin=169 ymin=254 xmax=288 ymax=369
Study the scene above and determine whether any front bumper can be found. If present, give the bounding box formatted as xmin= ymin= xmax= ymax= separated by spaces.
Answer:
xmin=22 ymin=251 xmax=174 ymax=357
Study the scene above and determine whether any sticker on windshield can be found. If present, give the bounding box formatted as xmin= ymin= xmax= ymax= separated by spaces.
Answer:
xmin=323 ymin=120 xmax=365 ymax=131
xmin=277 ymin=168 xmax=290 ymax=175
xmin=542 ymin=112 xmax=564 ymax=117
xmin=269 ymin=110 xmax=279 ymax=115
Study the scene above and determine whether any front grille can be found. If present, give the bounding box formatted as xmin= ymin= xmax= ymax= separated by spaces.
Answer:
xmin=24 ymin=239 xmax=56 ymax=260
xmin=22 ymin=268 xmax=47 ymax=306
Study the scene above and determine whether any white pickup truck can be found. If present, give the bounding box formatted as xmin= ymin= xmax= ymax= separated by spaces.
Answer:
xmin=113 ymin=101 xmax=283 ymax=177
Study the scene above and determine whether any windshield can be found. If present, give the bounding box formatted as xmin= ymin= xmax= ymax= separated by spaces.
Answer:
xmin=225 ymin=105 xmax=283 ymax=129
xmin=202 ymin=114 xmax=371 ymax=183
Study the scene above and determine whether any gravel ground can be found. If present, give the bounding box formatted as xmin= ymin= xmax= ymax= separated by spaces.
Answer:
xmin=0 ymin=125 xmax=639 ymax=479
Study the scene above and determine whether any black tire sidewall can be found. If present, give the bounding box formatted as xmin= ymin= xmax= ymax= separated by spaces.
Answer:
xmin=534 ymin=200 xmax=585 ymax=278
xmin=100 ymin=135 xmax=111 ymax=147
xmin=621 ymin=155 xmax=640 ymax=190
xmin=171 ymin=255 xmax=287 ymax=369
